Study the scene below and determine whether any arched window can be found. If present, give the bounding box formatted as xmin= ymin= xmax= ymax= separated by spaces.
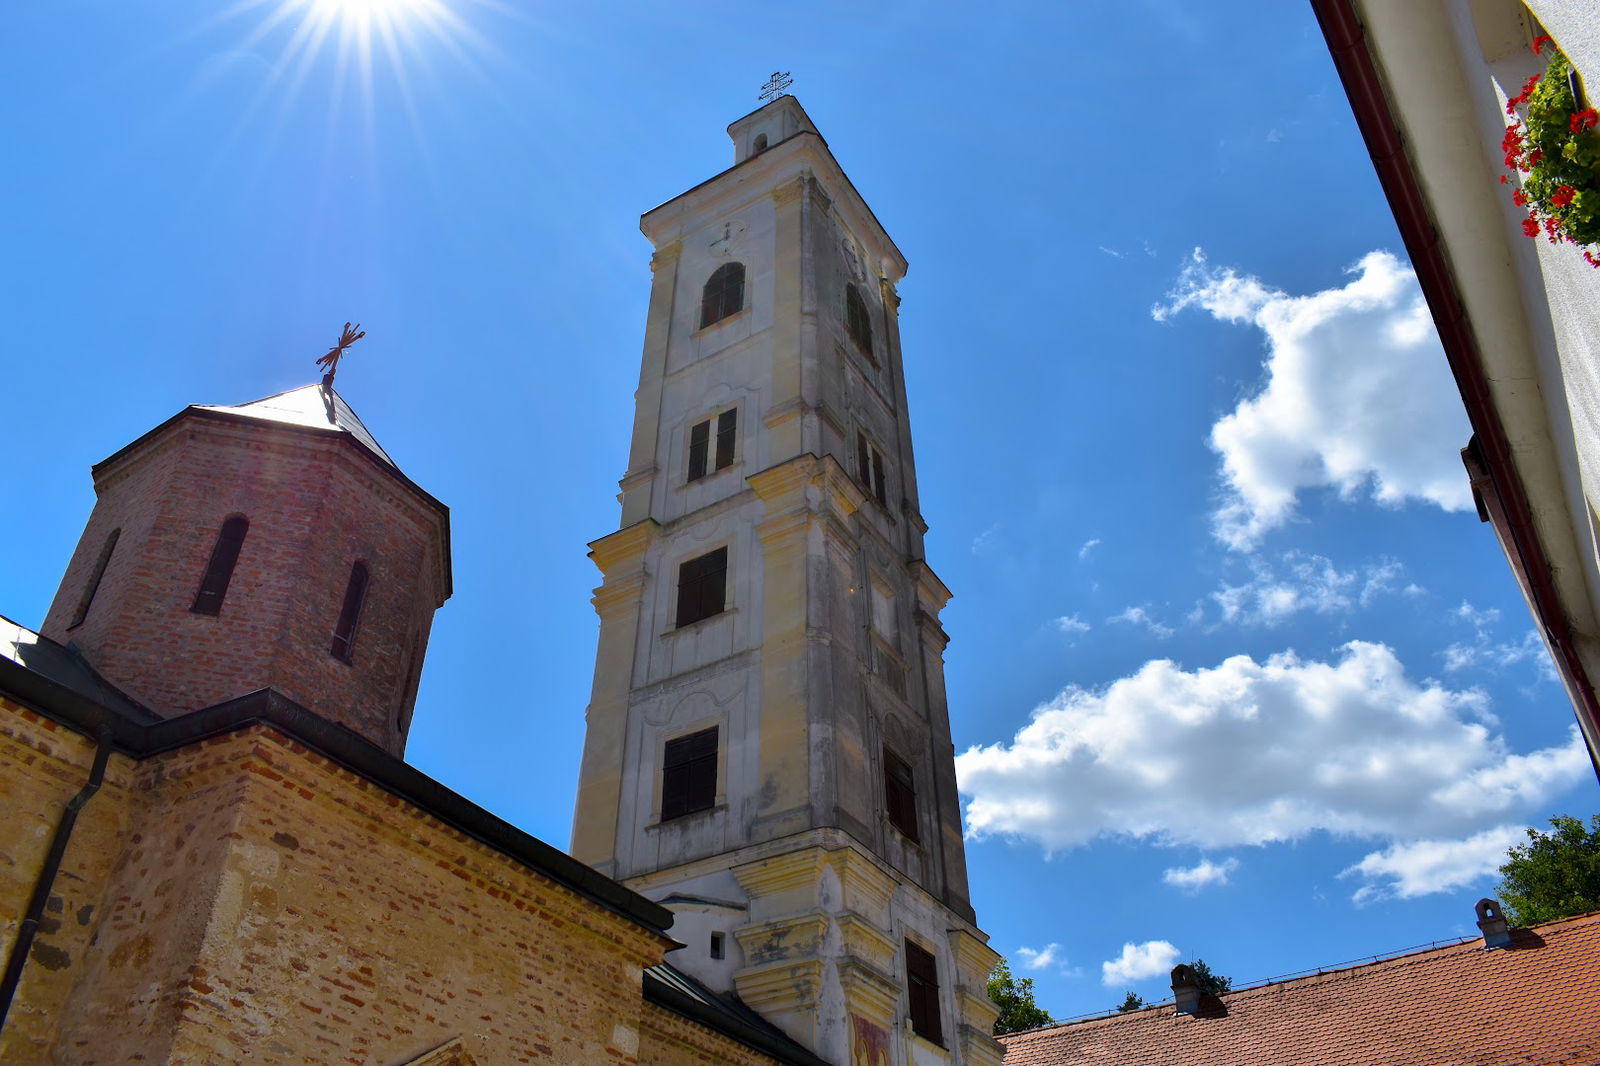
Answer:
xmin=69 ymin=527 xmax=120 ymax=628
xmin=191 ymin=516 xmax=248 ymax=616
xmin=845 ymin=283 xmax=873 ymax=357
xmin=700 ymin=262 xmax=745 ymax=328
xmin=330 ymin=561 xmax=370 ymax=663
xmin=752 ymin=133 xmax=768 ymax=153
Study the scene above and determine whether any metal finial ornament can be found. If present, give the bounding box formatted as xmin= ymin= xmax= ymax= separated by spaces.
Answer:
xmin=315 ymin=322 xmax=366 ymax=387
xmin=758 ymin=71 xmax=793 ymax=103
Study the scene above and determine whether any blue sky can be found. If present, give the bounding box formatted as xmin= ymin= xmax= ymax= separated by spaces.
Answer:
xmin=3 ymin=0 xmax=1596 ymax=1023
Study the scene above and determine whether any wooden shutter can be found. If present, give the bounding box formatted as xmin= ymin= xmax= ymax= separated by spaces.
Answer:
xmin=661 ymin=726 xmax=718 ymax=820
xmin=688 ymin=419 xmax=710 ymax=481
xmin=715 ymin=409 xmax=737 ymax=470
xmin=906 ymin=940 xmax=942 ymax=1044
xmin=884 ymin=748 xmax=919 ymax=843
xmin=676 ymin=548 xmax=728 ymax=628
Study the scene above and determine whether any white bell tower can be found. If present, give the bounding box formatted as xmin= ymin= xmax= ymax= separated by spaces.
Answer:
xmin=573 ymin=95 xmax=1003 ymax=1066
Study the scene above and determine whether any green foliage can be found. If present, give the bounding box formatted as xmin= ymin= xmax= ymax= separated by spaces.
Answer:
xmin=1503 ymin=42 xmax=1600 ymax=260
xmin=1496 ymin=814 xmax=1600 ymax=926
xmin=1116 ymin=992 xmax=1145 ymax=1012
xmin=987 ymin=960 xmax=1053 ymax=1035
xmin=1188 ymin=958 xmax=1231 ymax=996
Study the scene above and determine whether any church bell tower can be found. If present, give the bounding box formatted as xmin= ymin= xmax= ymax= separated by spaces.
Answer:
xmin=573 ymin=96 xmax=1002 ymax=1065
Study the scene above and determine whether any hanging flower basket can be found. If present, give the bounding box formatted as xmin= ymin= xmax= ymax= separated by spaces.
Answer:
xmin=1501 ymin=35 xmax=1600 ymax=266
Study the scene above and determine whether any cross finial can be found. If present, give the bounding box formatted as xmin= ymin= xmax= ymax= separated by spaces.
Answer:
xmin=315 ymin=322 xmax=366 ymax=388
xmin=758 ymin=71 xmax=793 ymax=103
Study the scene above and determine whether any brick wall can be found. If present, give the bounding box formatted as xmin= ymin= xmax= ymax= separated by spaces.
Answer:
xmin=638 ymin=1002 xmax=787 ymax=1066
xmin=41 ymin=415 xmax=448 ymax=755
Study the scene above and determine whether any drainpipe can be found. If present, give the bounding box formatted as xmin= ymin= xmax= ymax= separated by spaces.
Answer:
xmin=0 ymin=734 xmax=112 ymax=1034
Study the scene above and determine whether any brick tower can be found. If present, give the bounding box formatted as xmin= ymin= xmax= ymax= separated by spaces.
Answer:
xmin=40 ymin=383 xmax=451 ymax=756
xmin=573 ymin=96 xmax=1003 ymax=1065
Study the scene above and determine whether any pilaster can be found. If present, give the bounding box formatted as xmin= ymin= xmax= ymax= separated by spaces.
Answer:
xmin=622 ymin=242 xmax=681 ymax=527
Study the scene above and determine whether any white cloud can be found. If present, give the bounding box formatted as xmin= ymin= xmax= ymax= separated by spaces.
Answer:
xmin=1054 ymin=615 xmax=1092 ymax=636
xmin=1211 ymin=552 xmax=1403 ymax=626
xmin=1109 ymin=606 xmax=1175 ymax=640
xmin=1441 ymin=600 xmax=1553 ymax=680
xmin=1078 ymin=538 xmax=1102 ymax=561
xmin=972 ymin=524 xmax=1001 ymax=554
xmin=1101 ymin=941 xmax=1180 ymax=986
xmin=1154 ymin=249 xmax=1472 ymax=550
xmin=1163 ymin=857 xmax=1239 ymax=892
xmin=956 ymin=642 xmax=1588 ymax=897
xmin=1016 ymin=943 xmax=1063 ymax=971
xmin=1341 ymin=825 xmax=1526 ymax=903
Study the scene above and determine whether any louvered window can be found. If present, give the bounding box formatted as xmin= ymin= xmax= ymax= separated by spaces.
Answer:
xmin=191 ymin=516 xmax=249 ymax=616
xmin=661 ymin=726 xmax=718 ymax=821
xmin=700 ymin=262 xmax=746 ymax=328
xmin=676 ymin=548 xmax=728 ymax=628
xmin=884 ymin=747 xmax=919 ymax=843
xmin=845 ymin=283 xmax=874 ymax=359
xmin=856 ymin=432 xmax=888 ymax=507
xmin=906 ymin=941 xmax=943 ymax=1044
xmin=329 ymin=561 xmax=370 ymax=663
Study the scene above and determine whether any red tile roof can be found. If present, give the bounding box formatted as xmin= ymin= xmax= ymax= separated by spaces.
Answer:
xmin=1001 ymin=911 xmax=1600 ymax=1066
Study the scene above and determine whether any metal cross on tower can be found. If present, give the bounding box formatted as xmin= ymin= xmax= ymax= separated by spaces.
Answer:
xmin=315 ymin=322 xmax=366 ymax=388
xmin=758 ymin=71 xmax=793 ymax=103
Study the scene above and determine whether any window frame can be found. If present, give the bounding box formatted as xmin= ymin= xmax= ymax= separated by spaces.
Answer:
xmin=845 ymin=282 xmax=875 ymax=362
xmin=660 ymin=725 xmax=719 ymax=821
xmin=687 ymin=407 xmax=738 ymax=482
xmin=856 ymin=431 xmax=889 ymax=508
xmin=675 ymin=546 xmax=729 ymax=628
xmin=905 ymin=939 xmax=943 ymax=1045
xmin=191 ymin=515 xmax=249 ymax=616
xmin=700 ymin=262 xmax=746 ymax=329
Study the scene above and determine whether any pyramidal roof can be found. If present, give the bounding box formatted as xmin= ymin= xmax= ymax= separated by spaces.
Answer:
xmin=194 ymin=383 xmax=398 ymax=469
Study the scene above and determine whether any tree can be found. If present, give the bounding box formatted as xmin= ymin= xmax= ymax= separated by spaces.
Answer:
xmin=1188 ymin=958 xmax=1231 ymax=996
xmin=1496 ymin=814 xmax=1600 ymax=926
xmin=987 ymin=960 xmax=1053 ymax=1035
xmin=1116 ymin=992 xmax=1145 ymax=1012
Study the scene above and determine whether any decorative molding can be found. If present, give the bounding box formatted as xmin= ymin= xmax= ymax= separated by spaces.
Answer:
xmin=771 ymin=174 xmax=808 ymax=207
xmin=649 ymin=241 xmax=682 ymax=273
xmin=733 ymin=956 xmax=825 ymax=1015
xmin=588 ymin=520 xmax=660 ymax=578
xmin=733 ymin=847 xmax=829 ymax=900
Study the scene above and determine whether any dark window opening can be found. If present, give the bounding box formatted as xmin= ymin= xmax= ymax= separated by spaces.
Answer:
xmin=845 ymin=283 xmax=874 ymax=359
xmin=191 ymin=516 xmax=249 ymax=616
xmin=906 ymin=941 xmax=943 ymax=1045
xmin=688 ymin=419 xmax=710 ymax=480
xmin=688 ymin=410 xmax=738 ymax=482
xmin=700 ymin=262 xmax=746 ymax=328
xmin=676 ymin=547 xmax=728 ymax=628
xmin=661 ymin=726 xmax=718 ymax=821
xmin=710 ymin=932 xmax=726 ymax=960
xmin=884 ymin=747 xmax=919 ymax=843
xmin=857 ymin=432 xmax=889 ymax=508
xmin=329 ymin=561 xmax=370 ymax=663
xmin=70 ymin=527 xmax=120 ymax=628
xmin=753 ymin=133 xmax=768 ymax=153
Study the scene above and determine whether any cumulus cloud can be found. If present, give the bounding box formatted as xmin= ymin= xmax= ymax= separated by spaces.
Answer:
xmin=1211 ymin=552 xmax=1403 ymax=626
xmin=1102 ymin=941 xmax=1180 ymax=986
xmin=1341 ymin=825 xmax=1526 ymax=904
xmin=1154 ymin=249 xmax=1472 ymax=550
xmin=1054 ymin=615 xmax=1092 ymax=636
xmin=1163 ymin=857 xmax=1239 ymax=892
xmin=1016 ymin=943 xmax=1064 ymax=971
xmin=1109 ymin=606 xmax=1175 ymax=640
xmin=956 ymin=642 xmax=1588 ymax=898
xmin=1079 ymin=538 xmax=1102 ymax=561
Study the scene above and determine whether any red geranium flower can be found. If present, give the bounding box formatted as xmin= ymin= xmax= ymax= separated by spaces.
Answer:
xmin=1533 ymin=34 xmax=1554 ymax=55
xmin=1523 ymin=216 xmax=1541 ymax=237
xmin=1528 ymin=149 xmax=1544 ymax=165
xmin=1513 ymin=189 xmax=1530 ymax=206
xmin=1551 ymin=185 xmax=1576 ymax=207
xmin=1571 ymin=108 xmax=1599 ymax=133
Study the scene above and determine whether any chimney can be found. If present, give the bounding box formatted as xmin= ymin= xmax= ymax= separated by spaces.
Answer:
xmin=1476 ymin=898 xmax=1512 ymax=949
xmin=1171 ymin=964 xmax=1201 ymax=1015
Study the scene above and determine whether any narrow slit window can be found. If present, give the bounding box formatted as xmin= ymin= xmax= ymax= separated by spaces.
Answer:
xmin=845 ymin=283 xmax=873 ymax=357
xmin=715 ymin=409 xmax=737 ymax=470
xmin=871 ymin=449 xmax=887 ymax=506
xmin=700 ymin=262 xmax=746 ymax=328
xmin=191 ymin=516 xmax=249 ymax=616
xmin=330 ymin=561 xmax=370 ymax=663
xmin=710 ymin=932 xmax=726 ymax=960
xmin=884 ymin=747 xmax=919 ymax=843
xmin=905 ymin=941 xmax=943 ymax=1044
xmin=676 ymin=547 xmax=728 ymax=628
xmin=661 ymin=725 xmax=718 ymax=821
xmin=70 ymin=527 xmax=120 ymax=628
xmin=857 ymin=432 xmax=889 ymax=507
